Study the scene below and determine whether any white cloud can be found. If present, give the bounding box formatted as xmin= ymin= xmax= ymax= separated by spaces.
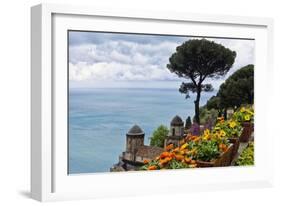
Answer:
xmin=69 ymin=40 xmax=181 ymax=82
xmin=69 ymin=61 xmax=178 ymax=81
xmin=69 ymin=33 xmax=254 ymax=89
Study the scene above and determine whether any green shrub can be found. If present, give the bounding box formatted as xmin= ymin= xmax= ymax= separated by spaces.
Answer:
xmin=150 ymin=125 xmax=169 ymax=147
xmin=197 ymin=106 xmax=219 ymax=125
xmin=235 ymin=142 xmax=254 ymax=166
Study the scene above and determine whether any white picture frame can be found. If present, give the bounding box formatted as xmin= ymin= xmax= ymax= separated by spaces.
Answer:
xmin=31 ymin=3 xmax=274 ymax=202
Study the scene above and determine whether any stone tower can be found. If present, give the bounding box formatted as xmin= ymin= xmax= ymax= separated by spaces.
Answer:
xmin=126 ymin=124 xmax=145 ymax=154
xmin=165 ymin=115 xmax=184 ymax=147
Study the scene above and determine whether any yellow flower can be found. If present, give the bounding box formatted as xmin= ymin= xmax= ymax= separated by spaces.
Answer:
xmin=202 ymin=136 xmax=208 ymax=140
xmin=202 ymin=129 xmax=211 ymax=140
xmin=220 ymin=130 xmax=226 ymax=137
xmin=204 ymin=129 xmax=210 ymax=136
xmin=244 ymin=114 xmax=251 ymax=121
xmin=214 ymin=131 xmax=221 ymax=139
xmin=240 ymin=107 xmax=246 ymax=112
xmin=229 ymin=121 xmax=237 ymax=128
xmin=180 ymin=143 xmax=188 ymax=150
xmin=247 ymin=110 xmax=254 ymax=115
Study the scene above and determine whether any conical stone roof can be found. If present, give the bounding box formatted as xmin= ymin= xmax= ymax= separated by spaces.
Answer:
xmin=127 ymin=124 xmax=145 ymax=136
xmin=170 ymin=115 xmax=184 ymax=126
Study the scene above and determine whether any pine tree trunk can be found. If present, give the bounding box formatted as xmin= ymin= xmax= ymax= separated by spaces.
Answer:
xmin=194 ymin=90 xmax=201 ymax=124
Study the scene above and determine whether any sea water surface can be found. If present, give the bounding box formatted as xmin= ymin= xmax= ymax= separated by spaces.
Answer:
xmin=69 ymin=88 xmax=215 ymax=174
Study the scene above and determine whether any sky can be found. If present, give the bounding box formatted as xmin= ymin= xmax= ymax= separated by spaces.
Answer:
xmin=68 ymin=31 xmax=255 ymax=90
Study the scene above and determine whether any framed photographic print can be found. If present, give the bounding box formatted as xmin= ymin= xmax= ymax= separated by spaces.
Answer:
xmin=31 ymin=3 xmax=274 ymax=201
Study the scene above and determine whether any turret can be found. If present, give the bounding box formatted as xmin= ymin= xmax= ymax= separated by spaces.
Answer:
xmin=126 ymin=124 xmax=145 ymax=153
xmin=165 ymin=115 xmax=184 ymax=147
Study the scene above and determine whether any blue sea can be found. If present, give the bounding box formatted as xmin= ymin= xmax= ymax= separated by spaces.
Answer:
xmin=68 ymin=88 xmax=215 ymax=174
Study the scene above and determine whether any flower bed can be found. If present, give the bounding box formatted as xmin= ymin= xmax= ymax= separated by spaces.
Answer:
xmin=140 ymin=134 xmax=232 ymax=170
xmin=141 ymin=106 xmax=254 ymax=171
xmin=140 ymin=142 xmax=198 ymax=170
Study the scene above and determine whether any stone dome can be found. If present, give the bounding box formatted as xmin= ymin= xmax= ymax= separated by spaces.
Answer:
xmin=170 ymin=115 xmax=184 ymax=126
xmin=127 ymin=124 xmax=145 ymax=136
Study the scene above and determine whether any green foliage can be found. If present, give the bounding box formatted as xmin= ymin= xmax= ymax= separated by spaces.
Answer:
xmin=193 ymin=139 xmax=220 ymax=162
xmin=139 ymin=160 xmax=159 ymax=170
xmin=150 ymin=125 xmax=169 ymax=147
xmin=206 ymin=96 xmax=221 ymax=111
xmin=198 ymin=106 xmax=218 ymax=125
xmin=168 ymin=159 xmax=187 ymax=169
xmin=235 ymin=142 xmax=254 ymax=166
xmin=185 ymin=116 xmax=192 ymax=129
xmin=167 ymin=39 xmax=236 ymax=124
xmin=218 ymin=64 xmax=254 ymax=109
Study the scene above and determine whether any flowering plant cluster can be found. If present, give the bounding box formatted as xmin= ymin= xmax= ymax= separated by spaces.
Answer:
xmin=213 ymin=117 xmax=243 ymax=138
xmin=140 ymin=139 xmax=197 ymax=170
xmin=141 ymin=132 xmax=230 ymax=170
xmin=232 ymin=106 xmax=254 ymax=123
xmin=141 ymin=106 xmax=254 ymax=171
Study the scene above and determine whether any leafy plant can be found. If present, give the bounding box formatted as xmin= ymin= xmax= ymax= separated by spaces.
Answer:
xmin=150 ymin=125 xmax=169 ymax=147
xmin=235 ymin=142 xmax=254 ymax=166
xmin=193 ymin=139 xmax=220 ymax=162
xmin=168 ymin=159 xmax=187 ymax=169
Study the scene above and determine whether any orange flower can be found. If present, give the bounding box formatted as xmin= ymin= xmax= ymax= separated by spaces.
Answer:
xmin=193 ymin=137 xmax=201 ymax=142
xmin=169 ymin=153 xmax=176 ymax=158
xmin=190 ymin=160 xmax=196 ymax=164
xmin=179 ymin=139 xmax=185 ymax=145
xmin=148 ymin=165 xmax=157 ymax=170
xmin=165 ymin=144 xmax=174 ymax=151
xmin=175 ymin=154 xmax=184 ymax=161
xmin=173 ymin=148 xmax=179 ymax=153
xmin=189 ymin=136 xmax=198 ymax=141
xmin=143 ymin=159 xmax=149 ymax=164
xmin=160 ymin=152 xmax=170 ymax=159
xmin=219 ymin=144 xmax=228 ymax=152
xmin=160 ymin=157 xmax=172 ymax=165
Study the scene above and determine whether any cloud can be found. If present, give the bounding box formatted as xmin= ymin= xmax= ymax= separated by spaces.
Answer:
xmin=69 ymin=31 xmax=186 ymax=46
xmin=69 ymin=61 xmax=178 ymax=81
xmin=69 ymin=31 xmax=255 ymax=89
